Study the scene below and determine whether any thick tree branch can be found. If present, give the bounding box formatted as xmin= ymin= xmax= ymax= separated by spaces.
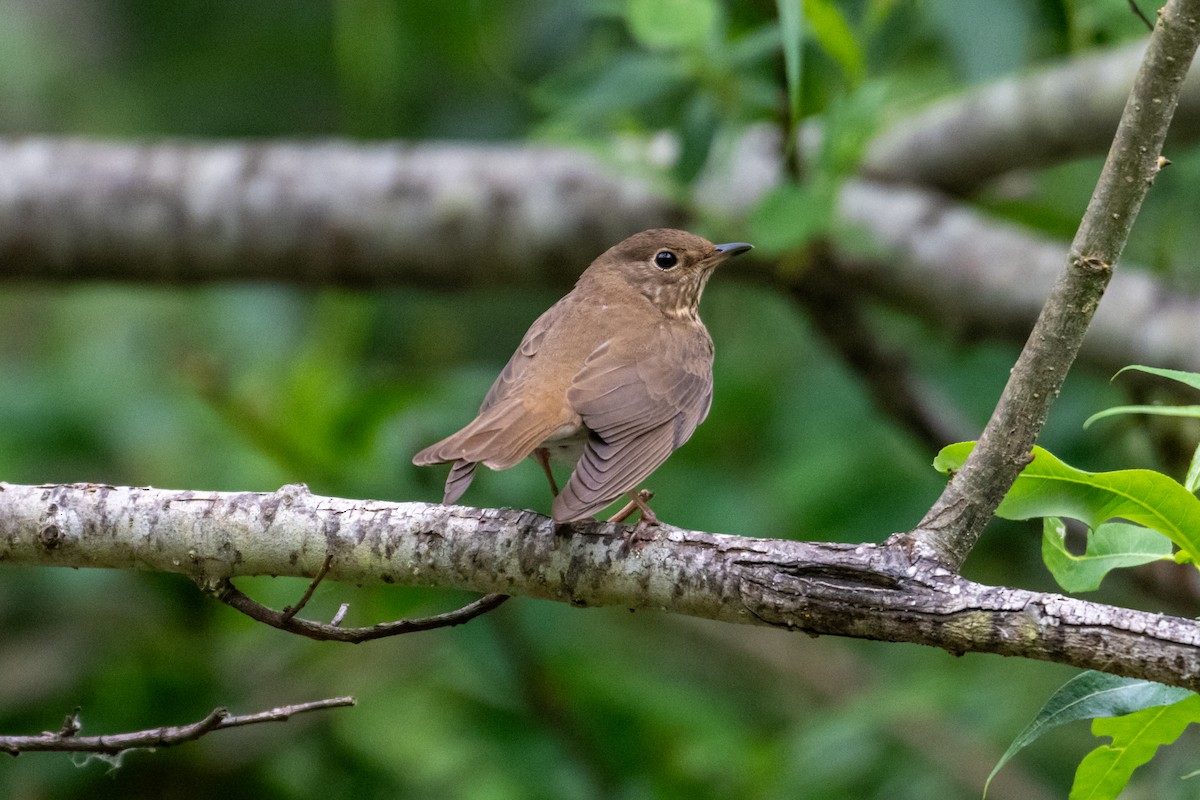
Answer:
xmin=1 ymin=482 xmax=1198 ymax=690
xmin=1 ymin=697 xmax=355 ymax=756
xmin=915 ymin=0 xmax=1200 ymax=568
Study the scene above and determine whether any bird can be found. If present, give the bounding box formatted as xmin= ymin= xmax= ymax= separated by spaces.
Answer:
xmin=413 ymin=228 xmax=752 ymax=525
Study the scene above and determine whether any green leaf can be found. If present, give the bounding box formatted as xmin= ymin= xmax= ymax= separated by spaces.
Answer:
xmin=1084 ymin=404 xmax=1200 ymax=429
xmin=776 ymin=0 xmax=803 ymax=126
xmin=626 ymin=0 xmax=719 ymax=50
xmin=1114 ymin=364 xmax=1200 ymax=393
xmin=803 ymin=0 xmax=866 ymax=85
xmin=985 ymin=672 xmax=1192 ymax=797
xmin=934 ymin=443 xmax=1200 ymax=565
xmin=1070 ymin=693 xmax=1200 ymax=800
xmin=1041 ymin=518 xmax=1173 ymax=593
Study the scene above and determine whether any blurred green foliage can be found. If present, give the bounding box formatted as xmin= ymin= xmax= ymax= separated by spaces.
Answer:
xmin=2 ymin=0 xmax=1198 ymax=798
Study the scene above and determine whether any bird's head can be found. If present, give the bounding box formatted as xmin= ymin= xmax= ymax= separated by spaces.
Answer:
xmin=588 ymin=228 xmax=753 ymax=320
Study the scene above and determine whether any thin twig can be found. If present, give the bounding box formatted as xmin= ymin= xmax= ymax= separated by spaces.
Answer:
xmin=214 ymin=580 xmax=509 ymax=642
xmin=1129 ymin=0 xmax=1155 ymax=32
xmin=913 ymin=0 xmax=1200 ymax=570
xmin=0 ymin=697 xmax=355 ymax=756
xmin=281 ymin=553 xmax=333 ymax=622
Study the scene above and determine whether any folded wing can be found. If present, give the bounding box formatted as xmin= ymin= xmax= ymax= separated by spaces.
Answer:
xmin=552 ymin=326 xmax=713 ymax=522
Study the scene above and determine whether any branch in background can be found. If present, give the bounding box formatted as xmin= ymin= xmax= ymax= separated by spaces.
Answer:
xmin=2 ymin=137 xmax=1199 ymax=376
xmin=834 ymin=179 xmax=1200 ymax=373
xmin=0 ymin=138 xmax=681 ymax=287
xmin=0 ymin=697 xmax=355 ymax=756
xmin=787 ymin=245 xmax=971 ymax=451
xmin=863 ymin=41 xmax=1200 ymax=193
xmin=914 ymin=0 xmax=1200 ymax=568
xmin=1 ymin=482 xmax=1197 ymax=690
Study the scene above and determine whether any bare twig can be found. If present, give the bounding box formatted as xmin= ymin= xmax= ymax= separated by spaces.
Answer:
xmin=280 ymin=553 xmax=333 ymax=622
xmin=1129 ymin=0 xmax=1155 ymax=33
xmin=0 ymin=697 xmax=355 ymax=756
xmin=914 ymin=1 xmax=1200 ymax=569
xmin=214 ymin=579 xmax=509 ymax=643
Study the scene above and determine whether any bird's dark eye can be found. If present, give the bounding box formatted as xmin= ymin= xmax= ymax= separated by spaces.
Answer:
xmin=654 ymin=250 xmax=678 ymax=269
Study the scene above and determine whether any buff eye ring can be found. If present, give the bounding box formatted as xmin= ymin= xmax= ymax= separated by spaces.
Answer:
xmin=654 ymin=250 xmax=678 ymax=269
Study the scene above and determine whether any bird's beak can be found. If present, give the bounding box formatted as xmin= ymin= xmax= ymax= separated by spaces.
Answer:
xmin=713 ymin=242 xmax=753 ymax=258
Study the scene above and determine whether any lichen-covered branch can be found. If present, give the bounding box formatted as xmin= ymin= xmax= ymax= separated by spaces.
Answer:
xmin=2 ymin=482 xmax=1198 ymax=690
xmin=915 ymin=0 xmax=1200 ymax=568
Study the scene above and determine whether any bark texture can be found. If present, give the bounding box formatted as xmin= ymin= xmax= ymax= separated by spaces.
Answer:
xmin=2 ymin=482 xmax=1197 ymax=690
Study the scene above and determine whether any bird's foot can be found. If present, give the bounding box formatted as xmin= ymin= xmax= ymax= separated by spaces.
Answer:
xmin=613 ymin=489 xmax=658 ymax=554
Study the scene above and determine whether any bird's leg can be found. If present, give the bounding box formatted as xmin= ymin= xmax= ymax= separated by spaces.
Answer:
xmin=630 ymin=489 xmax=658 ymax=531
xmin=533 ymin=447 xmax=560 ymax=496
xmin=608 ymin=489 xmax=656 ymax=525
xmin=611 ymin=489 xmax=658 ymax=555
xmin=608 ymin=492 xmax=640 ymax=523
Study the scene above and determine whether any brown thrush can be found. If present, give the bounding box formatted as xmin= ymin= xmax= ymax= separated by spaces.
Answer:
xmin=413 ymin=228 xmax=752 ymax=523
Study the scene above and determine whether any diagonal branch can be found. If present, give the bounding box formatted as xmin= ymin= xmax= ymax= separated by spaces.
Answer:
xmin=913 ymin=1 xmax=1200 ymax=569
xmin=1 ymin=482 xmax=1197 ymax=690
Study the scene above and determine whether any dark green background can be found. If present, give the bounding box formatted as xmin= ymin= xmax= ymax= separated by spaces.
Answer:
xmin=2 ymin=1 xmax=1197 ymax=797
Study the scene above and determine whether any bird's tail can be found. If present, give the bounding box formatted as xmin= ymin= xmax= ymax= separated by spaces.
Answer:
xmin=443 ymin=459 xmax=476 ymax=505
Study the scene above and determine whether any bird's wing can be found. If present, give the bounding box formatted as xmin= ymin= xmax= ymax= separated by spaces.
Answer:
xmin=552 ymin=325 xmax=713 ymax=522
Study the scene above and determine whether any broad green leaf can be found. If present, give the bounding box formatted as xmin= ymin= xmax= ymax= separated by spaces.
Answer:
xmin=1084 ymin=404 xmax=1200 ymax=429
xmin=1114 ymin=364 xmax=1200 ymax=393
xmin=986 ymin=672 xmax=1192 ymax=797
xmin=776 ymin=0 xmax=804 ymax=126
xmin=1041 ymin=518 xmax=1174 ymax=593
xmin=626 ymin=0 xmax=718 ymax=50
xmin=803 ymin=0 xmax=866 ymax=85
xmin=1070 ymin=693 xmax=1200 ymax=800
xmin=934 ymin=443 xmax=1200 ymax=565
